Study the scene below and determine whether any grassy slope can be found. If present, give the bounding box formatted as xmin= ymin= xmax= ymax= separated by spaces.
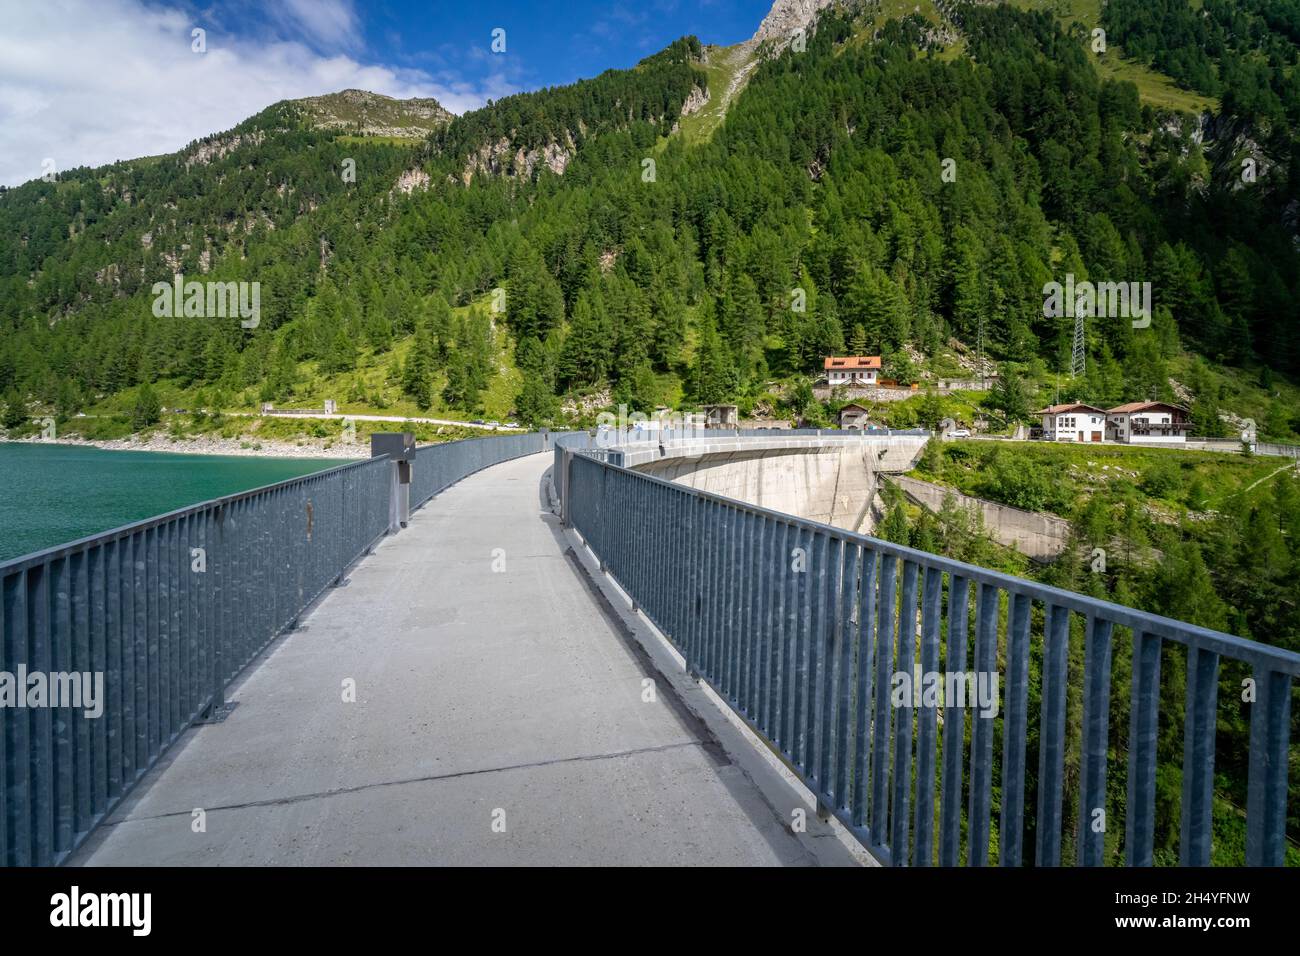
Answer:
xmin=62 ymin=293 xmax=525 ymax=444
xmin=1008 ymin=0 xmax=1218 ymax=114
xmin=847 ymin=0 xmax=1218 ymax=114
xmin=666 ymin=43 xmax=758 ymax=148
xmin=911 ymin=438 xmax=1296 ymax=518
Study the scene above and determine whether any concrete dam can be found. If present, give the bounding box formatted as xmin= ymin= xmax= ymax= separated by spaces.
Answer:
xmin=613 ymin=432 xmax=1070 ymax=561
xmin=617 ymin=434 xmax=929 ymax=535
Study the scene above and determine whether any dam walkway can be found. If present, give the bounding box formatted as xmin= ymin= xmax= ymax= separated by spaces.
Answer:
xmin=69 ymin=452 xmax=857 ymax=866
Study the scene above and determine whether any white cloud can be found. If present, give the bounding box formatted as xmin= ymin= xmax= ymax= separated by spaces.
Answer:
xmin=0 ymin=0 xmax=511 ymax=187
xmin=274 ymin=0 xmax=363 ymax=50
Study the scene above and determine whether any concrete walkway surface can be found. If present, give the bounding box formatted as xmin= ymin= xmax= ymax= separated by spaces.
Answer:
xmin=71 ymin=453 xmax=856 ymax=866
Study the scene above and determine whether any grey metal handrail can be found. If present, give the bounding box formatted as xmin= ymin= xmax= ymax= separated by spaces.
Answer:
xmin=0 ymin=431 xmax=550 ymax=867
xmin=556 ymin=445 xmax=1298 ymax=867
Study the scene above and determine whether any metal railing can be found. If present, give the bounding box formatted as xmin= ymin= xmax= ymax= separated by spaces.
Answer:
xmin=0 ymin=431 xmax=549 ymax=867
xmin=411 ymin=431 xmax=549 ymax=508
xmin=557 ymin=448 xmax=1299 ymax=867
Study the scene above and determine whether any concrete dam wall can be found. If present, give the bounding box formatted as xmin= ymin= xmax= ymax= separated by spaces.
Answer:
xmin=629 ymin=437 xmax=927 ymax=535
xmin=886 ymin=474 xmax=1072 ymax=562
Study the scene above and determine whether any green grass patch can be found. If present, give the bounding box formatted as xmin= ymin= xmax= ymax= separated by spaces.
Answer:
xmin=913 ymin=439 xmax=1293 ymax=518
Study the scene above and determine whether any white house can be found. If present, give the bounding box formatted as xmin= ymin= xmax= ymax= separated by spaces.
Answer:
xmin=1035 ymin=403 xmax=1108 ymax=443
xmin=824 ymin=356 xmax=881 ymax=386
xmin=1106 ymin=402 xmax=1190 ymax=444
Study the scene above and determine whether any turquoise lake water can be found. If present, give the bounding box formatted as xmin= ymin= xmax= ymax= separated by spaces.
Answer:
xmin=0 ymin=443 xmax=353 ymax=562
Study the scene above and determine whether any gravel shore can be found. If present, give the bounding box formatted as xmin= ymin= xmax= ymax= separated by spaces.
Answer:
xmin=9 ymin=433 xmax=368 ymax=460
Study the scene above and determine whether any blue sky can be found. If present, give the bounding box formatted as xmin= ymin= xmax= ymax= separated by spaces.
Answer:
xmin=0 ymin=0 xmax=773 ymax=186
xmin=358 ymin=0 xmax=772 ymax=93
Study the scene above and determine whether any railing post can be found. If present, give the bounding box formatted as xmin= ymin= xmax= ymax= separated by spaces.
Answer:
xmin=205 ymin=503 xmax=227 ymax=719
xmin=372 ymin=432 xmax=414 ymax=534
xmin=561 ymin=449 xmax=573 ymax=528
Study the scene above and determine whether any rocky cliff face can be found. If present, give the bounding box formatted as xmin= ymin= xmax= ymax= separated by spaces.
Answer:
xmin=750 ymin=0 xmax=836 ymax=46
xmin=680 ymin=84 xmax=710 ymax=118
xmin=184 ymin=131 xmax=264 ymax=168
xmin=460 ymin=135 xmax=575 ymax=185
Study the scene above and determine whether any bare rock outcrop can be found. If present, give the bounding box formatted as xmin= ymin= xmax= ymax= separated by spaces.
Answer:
xmin=294 ymin=89 xmax=451 ymax=138
xmin=749 ymin=0 xmax=836 ymax=47
xmin=461 ymin=134 xmax=575 ymax=184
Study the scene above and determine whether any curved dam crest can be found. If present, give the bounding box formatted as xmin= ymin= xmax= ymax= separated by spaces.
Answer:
xmin=627 ymin=436 xmax=929 ymax=535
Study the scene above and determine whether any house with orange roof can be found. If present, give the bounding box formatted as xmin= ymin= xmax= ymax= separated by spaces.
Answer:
xmin=823 ymin=355 xmax=882 ymax=387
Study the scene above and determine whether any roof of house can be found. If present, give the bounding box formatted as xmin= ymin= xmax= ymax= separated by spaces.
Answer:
xmin=839 ymin=403 xmax=871 ymax=414
xmin=1107 ymin=401 xmax=1188 ymax=414
xmin=824 ymin=356 xmax=882 ymax=370
xmin=1035 ymin=403 xmax=1108 ymax=415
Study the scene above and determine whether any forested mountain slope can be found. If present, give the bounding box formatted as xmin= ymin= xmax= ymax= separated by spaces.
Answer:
xmin=1 ymin=0 xmax=1298 ymax=437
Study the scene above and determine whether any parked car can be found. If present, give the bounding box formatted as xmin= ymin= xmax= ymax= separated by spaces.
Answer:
xmin=948 ymin=428 xmax=971 ymax=438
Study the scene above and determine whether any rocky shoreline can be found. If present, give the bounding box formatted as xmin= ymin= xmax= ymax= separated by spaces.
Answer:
xmin=7 ymin=433 xmax=368 ymax=460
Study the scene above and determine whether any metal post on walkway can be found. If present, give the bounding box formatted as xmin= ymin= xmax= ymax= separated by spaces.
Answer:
xmin=372 ymin=432 xmax=415 ymax=534
xmin=201 ymin=502 xmax=228 ymax=721
xmin=561 ymin=448 xmax=573 ymax=528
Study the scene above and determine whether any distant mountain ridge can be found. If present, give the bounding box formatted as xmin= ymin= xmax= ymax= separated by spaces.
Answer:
xmin=293 ymin=89 xmax=452 ymax=138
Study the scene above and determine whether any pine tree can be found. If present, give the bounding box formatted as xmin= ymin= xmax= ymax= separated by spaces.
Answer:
xmin=848 ymin=324 xmax=867 ymax=355
xmin=131 ymin=383 xmax=162 ymax=431
xmin=403 ymin=323 xmax=437 ymax=409
xmin=1 ymin=388 xmax=26 ymax=430
xmin=988 ymin=366 xmax=1029 ymax=421
xmin=692 ymin=309 xmax=732 ymax=404
xmin=879 ymin=501 xmax=910 ymax=545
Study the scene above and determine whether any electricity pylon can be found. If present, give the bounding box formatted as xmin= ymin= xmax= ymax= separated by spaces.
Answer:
xmin=1070 ymin=310 xmax=1086 ymax=379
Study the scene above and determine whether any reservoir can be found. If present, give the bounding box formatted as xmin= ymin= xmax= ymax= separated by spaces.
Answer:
xmin=0 ymin=442 xmax=352 ymax=562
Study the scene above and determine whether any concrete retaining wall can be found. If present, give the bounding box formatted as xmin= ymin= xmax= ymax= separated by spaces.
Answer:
xmin=887 ymin=475 xmax=1071 ymax=562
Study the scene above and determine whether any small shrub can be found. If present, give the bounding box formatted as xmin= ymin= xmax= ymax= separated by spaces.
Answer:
xmin=1140 ymin=458 xmax=1183 ymax=499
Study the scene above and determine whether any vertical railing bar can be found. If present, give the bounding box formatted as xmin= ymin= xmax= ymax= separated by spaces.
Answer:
xmin=1125 ymin=630 xmax=1162 ymax=867
xmin=939 ymin=574 xmax=969 ymax=867
xmin=784 ymin=524 xmax=805 ymax=760
xmin=1179 ymin=644 xmax=1218 ymax=867
xmin=914 ymin=565 xmax=942 ymax=866
xmin=851 ymin=548 xmax=878 ymax=831
xmin=800 ymin=530 xmax=827 ymax=774
xmin=1245 ymin=667 xmax=1291 ymax=866
xmin=72 ymin=548 xmax=92 ymax=840
xmin=1035 ymin=603 xmax=1069 ymax=866
xmin=772 ymin=520 xmax=791 ymax=754
xmin=967 ymin=582 xmax=998 ymax=866
xmin=890 ymin=559 xmax=918 ymax=864
xmin=750 ymin=515 xmax=768 ymax=728
xmin=737 ymin=509 xmax=754 ymax=718
xmin=834 ymin=543 xmax=860 ymax=810
xmin=999 ymin=591 xmax=1032 ymax=866
xmin=29 ymin=562 xmax=54 ymax=865
xmin=52 ymin=555 xmax=73 ymax=855
xmin=1078 ymin=615 xmax=1114 ymax=867
xmin=870 ymin=553 xmax=897 ymax=851
xmin=814 ymin=535 xmax=842 ymax=790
